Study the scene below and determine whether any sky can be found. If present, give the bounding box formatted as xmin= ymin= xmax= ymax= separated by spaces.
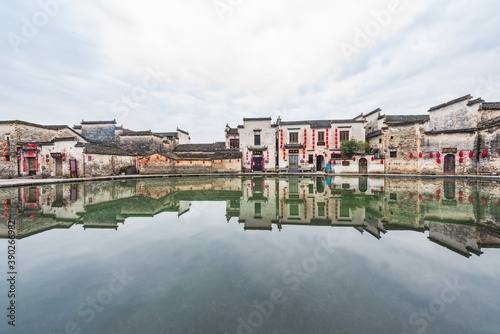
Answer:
xmin=1 ymin=0 xmax=500 ymax=142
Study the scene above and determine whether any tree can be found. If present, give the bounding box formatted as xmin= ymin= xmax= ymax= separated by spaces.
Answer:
xmin=340 ymin=139 xmax=370 ymax=158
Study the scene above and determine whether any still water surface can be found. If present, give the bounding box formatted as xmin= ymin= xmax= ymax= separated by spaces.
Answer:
xmin=1 ymin=176 xmax=500 ymax=334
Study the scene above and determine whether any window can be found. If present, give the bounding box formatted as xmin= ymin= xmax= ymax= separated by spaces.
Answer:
xmin=379 ymin=138 xmax=382 ymax=143
xmin=317 ymin=131 xmax=325 ymax=145
xmin=289 ymin=132 xmax=298 ymax=143
xmin=289 ymin=204 xmax=299 ymax=216
xmin=230 ymin=199 xmax=240 ymax=209
xmin=229 ymin=139 xmax=239 ymax=149
xmin=390 ymin=151 xmax=397 ymax=158
xmin=317 ymin=203 xmax=325 ymax=216
xmin=340 ymin=131 xmax=349 ymax=142
xmin=309 ymin=184 xmax=314 ymax=194
xmin=254 ymin=203 xmax=261 ymax=216
xmin=308 ymin=154 xmax=313 ymax=164
xmin=339 ymin=206 xmax=350 ymax=218
xmin=254 ymin=134 xmax=261 ymax=146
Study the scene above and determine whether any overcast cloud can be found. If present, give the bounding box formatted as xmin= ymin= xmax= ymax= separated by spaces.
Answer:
xmin=1 ymin=0 xmax=500 ymax=142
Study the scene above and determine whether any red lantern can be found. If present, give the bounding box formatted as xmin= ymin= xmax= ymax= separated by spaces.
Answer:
xmin=409 ymin=193 xmax=413 ymax=199
xmin=437 ymin=158 xmax=441 ymax=163
xmin=436 ymin=152 xmax=441 ymax=158
xmin=469 ymin=151 xmax=474 ymax=158
xmin=482 ymin=198 xmax=487 ymax=205
xmin=419 ymin=194 xmax=423 ymax=200
xmin=343 ymin=160 xmax=346 ymax=164
xmin=459 ymin=197 xmax=463 ymax=203
xmin=429 ymin=195 xmax=433 ymax=200
xmin=429 ymin=153 xmax=434 ymax=158
xmin=62 ymin=153 xmax=65 ymax=157
xmin=333 ymin=161 xmax=336 ymax=165
xmin=353 ymin=157 xmax=356 ymax=161
xmin=436 ymin=190 xmax=440 ymax=195
xmin=468 ymin=197 xmax=473 ymax=203
xmin=371 ymin=156 xmax=374 ymax=161
xmin=62 ymin=157 xmax=65 ymax=161
xmin=459 ymin=191 xmax=463 ymax=197
xmin=459 ymin=152 xmax=463 ymax=157
xmin=409 ymin=153 xmax=413 ymax=159
xmin=45 ymin=159 xmax=49 ymax=162
xmin=380 ymin=160 xmax=384 ymax=164
xmin=436 ymin=196 xmax=441 ymax=201
xmin=419 ymin=152 xmax=423 ymax=158
xmin=482 ymin=151 xmax=487 ymax=157
xmin=459 ymin=157 xmax=464 ymax=163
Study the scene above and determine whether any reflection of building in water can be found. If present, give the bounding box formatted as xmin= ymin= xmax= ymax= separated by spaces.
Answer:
xmin=238 ymin=177 xmax=277 ymax=230
xmin=2 ymin=177 xmax=500 ymax=257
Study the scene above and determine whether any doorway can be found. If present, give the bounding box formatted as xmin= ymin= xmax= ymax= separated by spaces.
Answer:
xmin=28 ymin=157 xmax=36 ymax=176
xmin=359 ymin=158 xmax=368 ymax=174
xmin=444 ymin=154 xmax=455 ymax=174
xmin=55 ymin=158 xmax=63 ymax=176
xmin=289 ymin=155 xmax=299 ymax=171
xmin=253 ymin=157 xmax=263 ymax=171
xmin=316 ymin=155 xmax=324 ymax=171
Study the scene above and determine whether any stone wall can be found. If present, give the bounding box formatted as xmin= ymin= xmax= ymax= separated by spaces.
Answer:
xmin=119 ymin=135 xmax=166 ymax=155
xmin=81 ymin=123 xmax=118 ymax=144
xmin=137 ymin=154 xmax=241 ymax=175
xmin=84 ymin=154 xmax=136 ymax=176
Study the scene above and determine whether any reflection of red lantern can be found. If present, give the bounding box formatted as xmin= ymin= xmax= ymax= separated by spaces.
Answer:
xmin=409 ymin=153 xmax=413 ymax=159
xmin=459 ymin=191 xmax=464 ymax=196
xmin=459 ymin=197 xmax=463 ymax=203
xmin=459 ymin=151 xmax=463 ymax=157
xmin=429 ymin=195 xmax=433 ymax=200
xmin=419 ymin=152 xmax=423 ymax=158
xmin=437 ymin=158 xmax=441 ymax=163
xmin=469 ymin=151 xmax=474 ymax=158
xmin=459 ymin=157 xmax=463 ymax=163
xmin=436 ymin=190 xmax=440 ymax=195
xmin=482 ymin=151 xmax=487 ymax=157
xmin=419 ymin=194 xmax=423 ymax=200
xmin=409 ymin=193 xmax=413 ymax=199
xmin=436 ymin=196 xmax=440 ymax=201
xmin=469 ymin=197 xmax=473 ymax=203
xmin=380 ymin=186 xmax=384 ymax=191
xmin=482 ymin=198 xmax=487 ymax=205
xmin=62 ymin=157 xmax=65 ymax=161
xmin=371 ymin=189 xmax=374 ymax=194
xmin=437 ymin=152 xmax=441 ymax=158
xmin=429 ymin=153 xmax=434 ymax=158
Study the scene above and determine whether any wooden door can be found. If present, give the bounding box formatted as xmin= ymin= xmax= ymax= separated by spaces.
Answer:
xmin=359 ymin=158 xmax=368 ymax=174
xmin=28 ymin=158 xmax=36 ymax=176
xmin=55 ymin=158 xmax=62 ymax=176
xmin=444 ymin=154 xmax=455 ymax=174
xmin=289 ymin=155 xmax=298 ymax=171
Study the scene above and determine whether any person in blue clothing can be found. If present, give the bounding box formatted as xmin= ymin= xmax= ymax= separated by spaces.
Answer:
xmin=326 ymin=162 xmax=332 ymax=173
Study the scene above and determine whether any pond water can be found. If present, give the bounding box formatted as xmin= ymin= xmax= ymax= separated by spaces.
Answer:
xmin=1 ymin=176 xmax=500 ymax=334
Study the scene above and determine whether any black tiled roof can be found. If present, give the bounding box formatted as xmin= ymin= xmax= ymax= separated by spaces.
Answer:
xmin=364 ymin=108 xmax=382 ymax=118
xmin=480 ymin=102 xmax=500 ymax=110
xmin=280 ymin=119 xmax=363 ymax=127
xmin=226 ymin=128 xmax=239 ymax=135
xmin=81 ymin=120 xmax=117 ymax=125
xmin=428 ymin=95 xmax=472 ymax=111
xmin=467 ymin=98 xmax=484 ymax=106
xmin=243 ymin=117 xmax=272 ymax=121
xmin=174 ymin=142 xmax=226 ymax=152
xmin=177 ymin=128 xmax=189 ymax=135
xmin=385 ymin=115 xmax=429 ymax=125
